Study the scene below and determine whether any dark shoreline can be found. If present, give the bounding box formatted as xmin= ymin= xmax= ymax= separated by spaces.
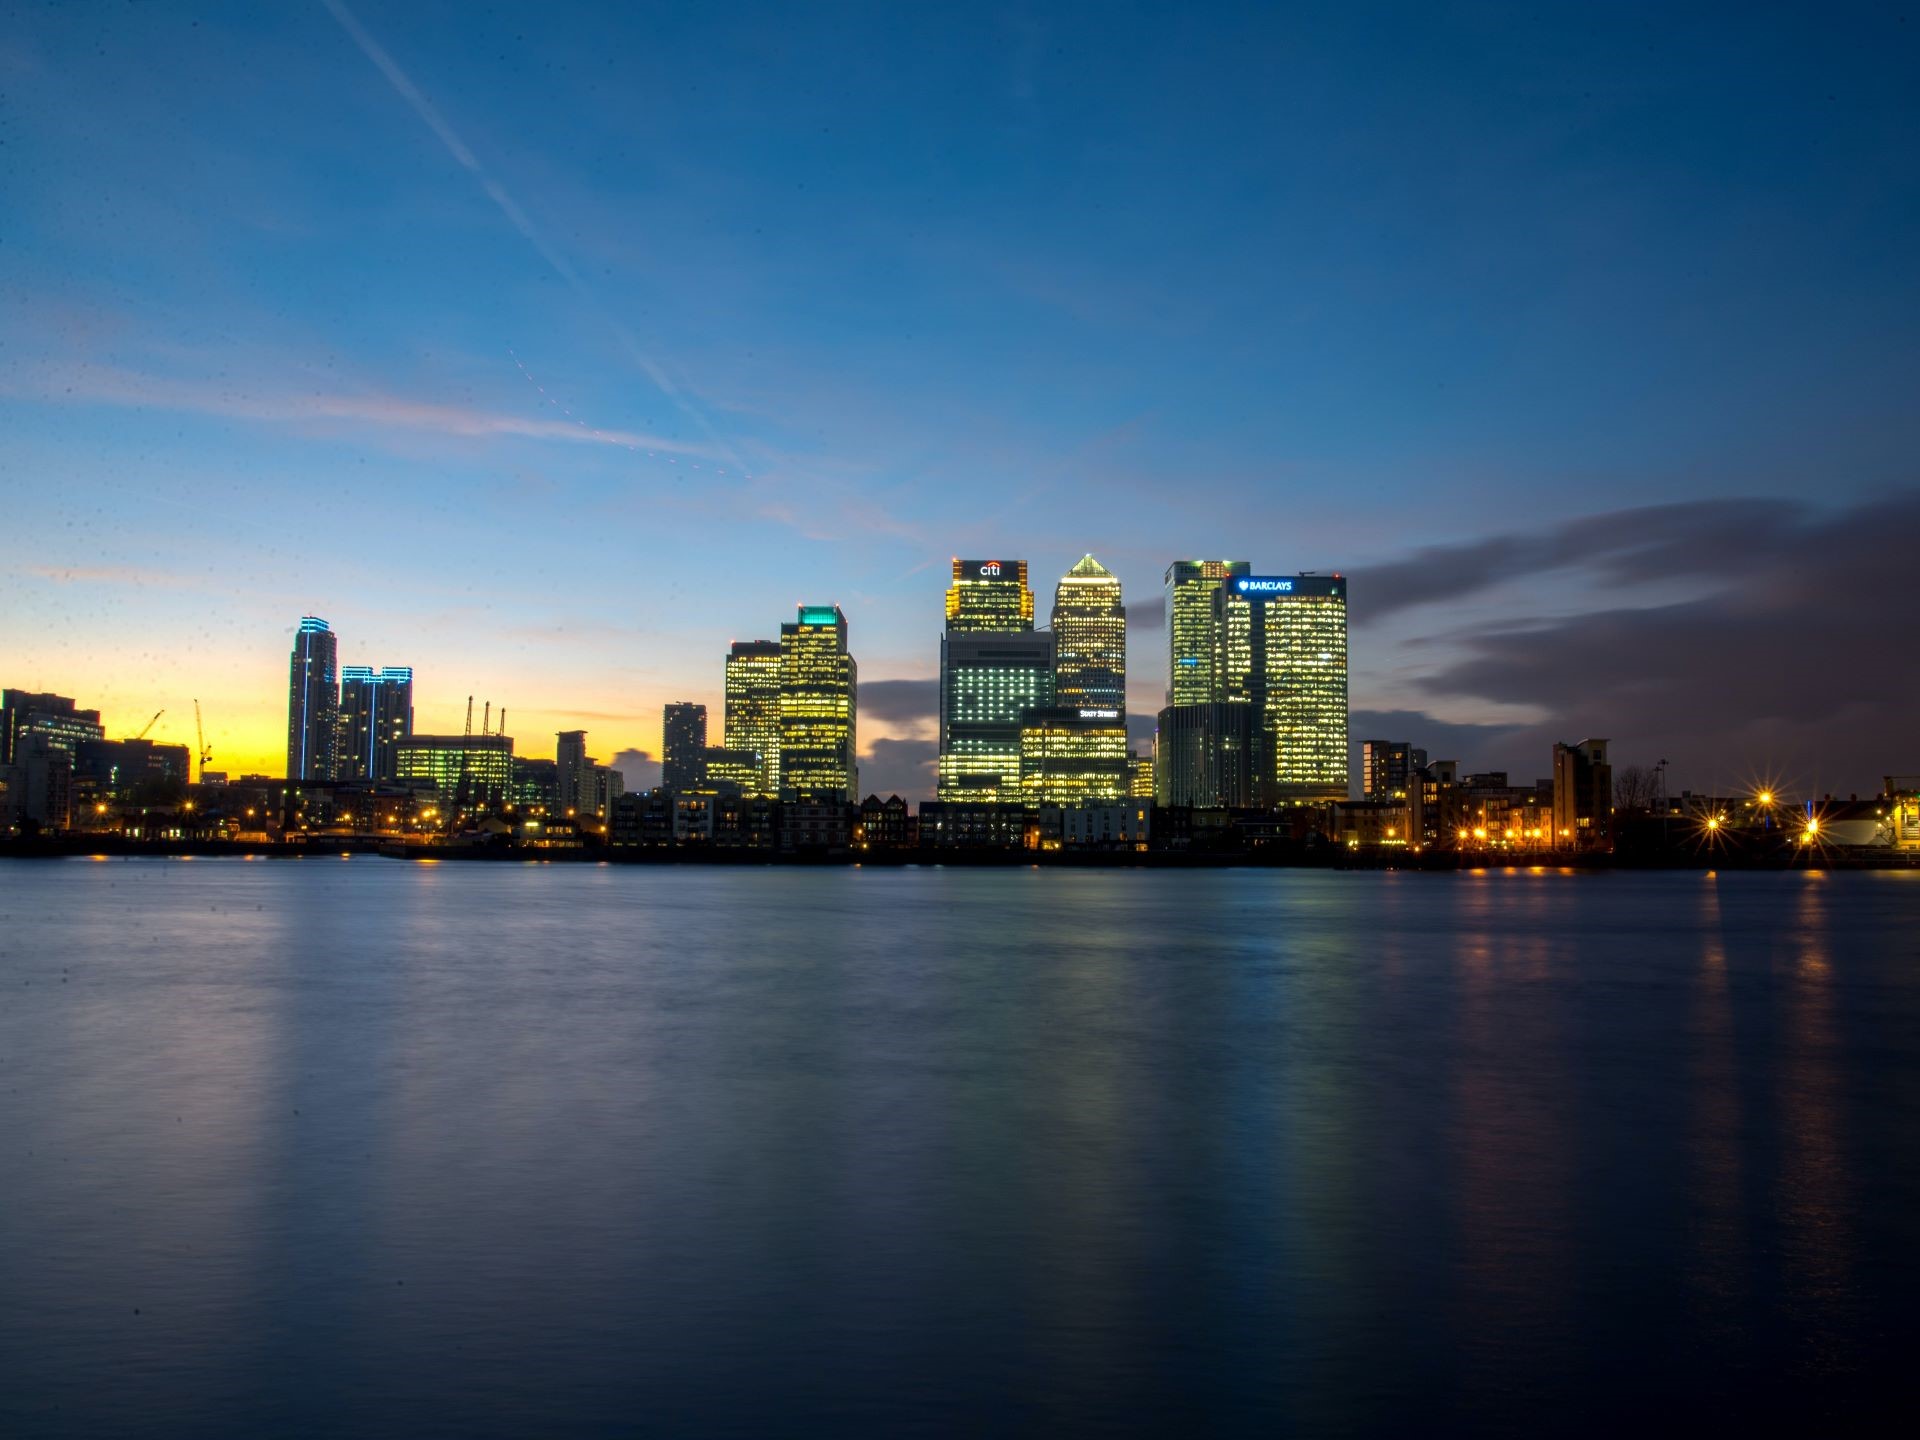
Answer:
xmin=4 ymin=835 xmax=1913 ymax=870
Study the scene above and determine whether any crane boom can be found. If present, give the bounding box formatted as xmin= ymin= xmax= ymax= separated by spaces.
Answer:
xmin=193 ymin=700 xmax=211 ymax=783
xmin=135 ymin=709 xmax=164 ymax=740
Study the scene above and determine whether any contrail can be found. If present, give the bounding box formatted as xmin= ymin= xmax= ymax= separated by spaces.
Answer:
xmin=317 ymin=0 xmax=750 ymax=475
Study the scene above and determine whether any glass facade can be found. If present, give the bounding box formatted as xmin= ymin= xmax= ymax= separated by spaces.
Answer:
xmin=1017 ymin=706 xmax=1130 ymax=806
xmin=285 ymin=616 xmax=339 ymax=782
xmin=339 ymin=665 xmax=414 ymax=782
xmin=938 ymin=631 xmax=1054 ymax=800
xmin=395 ymin=734 xmax=514 ymax=812
xmin=945 ymin=559 xmax=1034 ymax=633
xmin=724 ymin=640 xmax=782 ymax=797
xmin=779 ymin=606 xmax=858 ymax=800
xmin=1212 ymin=575 xmax=1349 ymax=801
xmin=1050 ymin=555 xmax=1126 ymax=717
xmin=1164 ymin=561 xmax=1249 ymax=706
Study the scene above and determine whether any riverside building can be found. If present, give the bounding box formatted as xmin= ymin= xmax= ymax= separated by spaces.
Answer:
xmin=938 ymin=558 xmax=1053 ymax=801
xmin=1164 ymin=561 xmax=1250 ymax=706
xmin=663 ymin=702 xmax=708 ymax=790
xmin=724 ymin=640 xmax=783 ymax=796
xmin=779 ymin=606 xmax=858 ymax=800
xmin=286 ymin=616 xmax=340 ymax=782
xmin=1017 ymin=705 xmax=1130 ymax=806
xmin=1212 ymin=574 xmax=1350 ymax=802
xmin=339 ymin=666 xmax=414 ymax=782
xmin=1050 ymin=555 xmax=1126 ymax=717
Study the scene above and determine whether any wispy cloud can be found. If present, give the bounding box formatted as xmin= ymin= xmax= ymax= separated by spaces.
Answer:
xmin=9 ymin=363 xmax=717 ymax=457
xmin=318 ymin=0 xmax=750 ymax=474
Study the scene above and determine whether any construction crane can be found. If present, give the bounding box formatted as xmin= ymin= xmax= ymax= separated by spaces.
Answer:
xmin=135 ymin=709 xmax=164 ymax=740
xmin=450 ymin=695 xmax=474 ymax=833
xmin=193 ymin=700 xmax=212 ymax=783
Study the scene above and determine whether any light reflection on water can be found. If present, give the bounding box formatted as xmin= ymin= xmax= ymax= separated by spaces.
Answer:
xmin=2 ymin=860 xmax=1918 ymax=1437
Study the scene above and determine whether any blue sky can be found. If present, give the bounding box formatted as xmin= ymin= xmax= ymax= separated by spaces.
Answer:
xmin=3 ymin=1 xmax=1917 ymax=793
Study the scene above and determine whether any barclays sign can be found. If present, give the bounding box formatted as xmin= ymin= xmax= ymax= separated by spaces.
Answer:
xmin=1236 ymin=578 xmax=1294 ymax=593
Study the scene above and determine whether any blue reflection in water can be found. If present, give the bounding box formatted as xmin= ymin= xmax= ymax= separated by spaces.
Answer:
xmin=2 ymin=861 xmax=1918 ymax=1437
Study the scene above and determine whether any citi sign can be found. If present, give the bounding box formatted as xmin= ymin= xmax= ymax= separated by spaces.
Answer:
xmin=978 ymin=561 xmax=1003 ymax=576
xmin=1236 ymin=578 xmax=1294 ymax=593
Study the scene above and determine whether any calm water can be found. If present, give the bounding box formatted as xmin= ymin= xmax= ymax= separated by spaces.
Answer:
xmin=3 ymin=859 xmax=1919 ymax=1436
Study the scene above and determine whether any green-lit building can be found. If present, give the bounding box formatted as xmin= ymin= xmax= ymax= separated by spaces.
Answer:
xmin=1051 ymin=555 xmax=1127 ymax=718
xmin=1164 ymin=561 xmax=1250 ymax=706
xmin=724 ymin=639 xmax=782 ymax=796
xmin=779 ymin=606 xmax=858 ymax=800
xmin=1211 ymin=574 xmax=1349 ymax=801
xmin=395 ymin=734 xmax=514 ymax=813
xmin=1018 ymin=705 xmax=1130 ymax=806
xmin=945 ymin=558 xmax=1034 ymax=632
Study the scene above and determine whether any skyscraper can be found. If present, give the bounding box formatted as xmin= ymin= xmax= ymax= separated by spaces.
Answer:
xmin=937 ymin=557 xmax=1050 ymax=801
xmin=945 ymin=558 xmax=1034 ymax=632
xmin=1154 ymin=702 xmax=1256 ymax=808
xmin=339 ymin=666 xmax=414 ymax=781
xmin=556 ymin=730 xmax=591 ymax=816
xmin=286 ymin=616 xmax=339 ymax=782
xmin=1164 ymin=561 xmax=1250 ymax=705
xmin=1212 ymin=574 xmax=1350 ymax=801
xmin=1051 ymin=555 xmax=1126 ymax=717
xmin=779 ymin=606 xmax=858 ymax=801
xmin=724 ymin=640 xmax=783 ymax=797
xmin=663 ymin=702 xmax=708 ymax=790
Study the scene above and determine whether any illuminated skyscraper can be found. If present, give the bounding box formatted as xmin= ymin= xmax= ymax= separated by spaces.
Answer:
xmin=1051 ymin=555 xmax=1126 ymax=717
xmin=1164 ymin=561 xmax=1250 ymax=705
xmin=937 ymin=558 xmax=1049 ymax=800
xmin=1212 ymin=574 xmax=1349 ymax=801
xmin=1017 ymin=705 xmax=1130 ymax=806
xmin=339 ymin=666 xmax=414 ymax=781
xmin=285 ymin=616 xmax=339 ymax=782
xmin=663 ymin=702 xmax=707 ymax=790
xmin=945 ymin=559 xmax=1034 ymax=633
xmin=724 ymin=640 xmax=782 ymax=796
xmin=779 ymin=606 xmax=858 ymax=800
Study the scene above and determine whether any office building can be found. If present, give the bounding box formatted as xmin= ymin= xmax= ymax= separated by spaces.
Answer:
xmin=945 ymin=558 xmax=1034 ymax=633
xmin=1 ymin=690 xmax=105 ymax=764
xmin=1051 ymin=555 xmax=1126 ymax=717
xmin=702 ymin=746 xmax=760 ymax=795
xmin=512 ymin=756 xmax=558 ymax=815
xmin=74 ymin=738 xmax=191 ymax=794
xmin=339 ymin=666 xmax=414 ymax=782
xmin=1154 ymin=702 xmax=1256 ymax=808
xmin=285 ymin=616 xmax=340 ymax=781
xmin=1361 ymin=740 xmax=1426 ymax=801
xmin=938 ymin=631 xmax=1054 ymax=800
xmin=779 ymin=606 xmax=858 ymax=800
xmin=724 ymin=640 xmax=783 ymax=796
xmin=556 ymin=730 xmax=592 ymax=817
xmin=663 ymin=702 xmax=708 ymax=790
xmin=1165 ymin=561 xmax=1250 ymax=705
xmin=1017 ymin=705 xmax=1130 ymax=806
xmin=1552 ymin=739 xmax=1613 ymax=850
xmin=1129 ymin=752 xmax=1154 ymax=800
xmin=1212 ymin=574 xmax=1349 ymax=801
xmin=395 ymin=734 xmax=513 ymax=812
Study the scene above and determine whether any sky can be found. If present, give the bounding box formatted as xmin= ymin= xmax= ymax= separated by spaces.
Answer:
xmin=3 ymin=1 xmax=1917 ymax=798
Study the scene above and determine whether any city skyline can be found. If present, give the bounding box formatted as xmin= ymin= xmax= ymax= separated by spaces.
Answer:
xmin=3 ymin=3 xmax=1918 ymax=796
